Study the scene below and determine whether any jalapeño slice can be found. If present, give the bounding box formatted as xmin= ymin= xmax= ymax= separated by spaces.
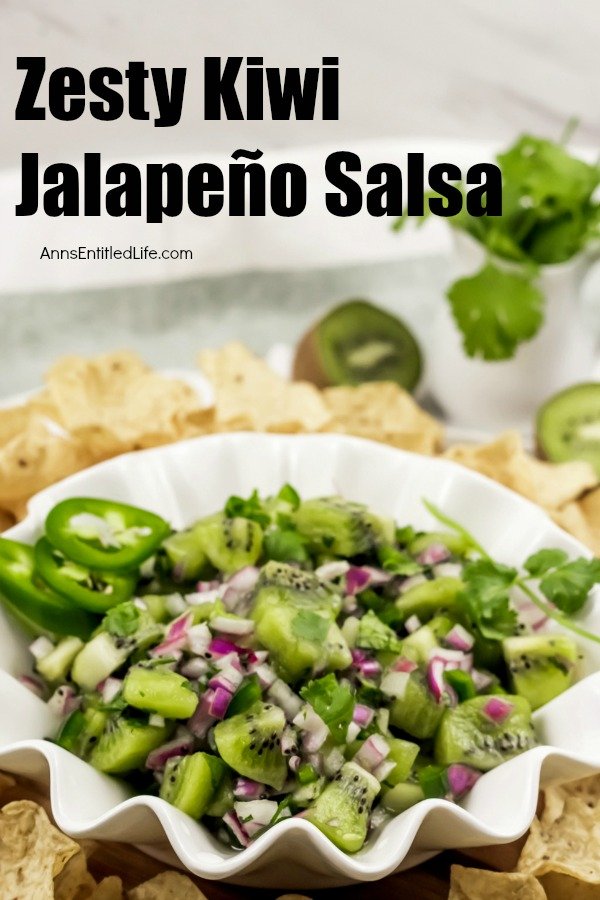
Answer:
xmin=35 ymin=537 xmax=136 ymax=613
xmin=45 ymin=498 xmax=170 ymax=571
xmin=0 ymin=537 xmax=96 ymax=638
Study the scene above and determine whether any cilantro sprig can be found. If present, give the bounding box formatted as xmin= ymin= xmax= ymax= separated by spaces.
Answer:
xmin=396 ymin=130 xmax=600 ymax=360
xmin=425 ymin=500 xmax=600 ymax=646
xmin=300 ymin=673 xmax=355 ymax=745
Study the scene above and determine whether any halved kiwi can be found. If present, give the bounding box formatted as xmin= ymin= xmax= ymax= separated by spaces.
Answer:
xmin=537 ymin=382 xmax=600 ymax=476
xmin=293 ymin=300 xmax=422 ymax=393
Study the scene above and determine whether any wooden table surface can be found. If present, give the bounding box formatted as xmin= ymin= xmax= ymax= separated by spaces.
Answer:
xmin=2 ymin=773 xmax=527 ymax=899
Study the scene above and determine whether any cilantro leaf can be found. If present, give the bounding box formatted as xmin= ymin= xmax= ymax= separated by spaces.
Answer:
xmin=224 ymin=490 xmax=270 ymax=527
xmin=524 ymin=549 xmax=569 ymax=578
xmin=263 ymin=527 xmax=309 ymax=563
xmin=377 ymin=545 xmax=421 ymax=576
xmin=291 ymin=610 xmax=330 ymax=643
xmin=539 ymin=558 xmax=600 ymax=615
xmin=300 ymin=673 xmax=355 ymax=744
xmin=102 ymin=601 xmax=140 ymax=637
xmin=356 ymin=610 xmax=403 ymax=653
xmin=395 ymin=525 xmax=416 ymax=547
xmin=448 ymin=263 xmax=544 ymax=361
xmin=458 ymin=559 xmax=518 ymax=641
xmin=277 ymin=484 xmax=301 ymax=510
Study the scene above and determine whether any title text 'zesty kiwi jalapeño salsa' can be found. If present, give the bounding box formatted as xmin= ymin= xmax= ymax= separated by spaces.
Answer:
xmin=1 ymin=488 xmax=598 ymax=853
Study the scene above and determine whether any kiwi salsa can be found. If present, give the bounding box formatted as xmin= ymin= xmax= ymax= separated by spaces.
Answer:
xmin=1 ymin=488 xmax=599 ymax=854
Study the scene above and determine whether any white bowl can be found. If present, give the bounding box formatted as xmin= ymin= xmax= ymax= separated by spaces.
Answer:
xmin=0 ymin=433 xmax=599 ymax=890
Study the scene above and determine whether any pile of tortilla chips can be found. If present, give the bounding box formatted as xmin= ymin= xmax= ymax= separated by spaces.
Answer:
xmin=449 ymin=772 xmax=600 ymax=899
xmin=0 ymin=343 xmax=598 ymax=555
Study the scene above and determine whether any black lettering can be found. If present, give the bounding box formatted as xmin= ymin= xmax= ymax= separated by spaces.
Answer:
xmin=204 ymin=57 xmax=243 ymax=120
xmin=270 ymin=163 xmax=306 ymax=216
xmin=246 ymin=58 xmax=263 ymax=120
xmin=229 ymin=157 xmax=265 ymax=215
xmin=125 ymin=61 xmax=150 ymax=121
xmin=267 ymin=66 xmax=319 ymax=120
xmin=321 ymin=57 xmax=339 ymax=120
xmin=146 ymin=163 xmax=183 ymax=223
xmin=366 ymin=163 xmax=402 ymax=216
xmin=15 ymin=57 xmax=46 ymax=120
xmin=188 ymin=163 xmax=224 ymax=216
xmin=15 ymin=153 xmax=39 ymax=215
xmin=48 ymin=67 xmax=85 ymax=121
xmin=43 ymin=163 xmax=79 ymax=216
xmin=406 ymin=152 xmax=424 ymax=216
xmin=89 ymin=67 xmax=123 ymax=121
xmin=83 ymin=153 xmax=102 ymax=215
xmin=428 ymin=163 xmax=463 ymax=217
xmin=152 ymin=67 xmax=187 ymax=127
xmin=106 ymin=163 xmax=142 ymax=216
xmin=325 ymin=151 xmax=362 ymax=216
xmin=466 ymin=163 xmax=502 ymax=216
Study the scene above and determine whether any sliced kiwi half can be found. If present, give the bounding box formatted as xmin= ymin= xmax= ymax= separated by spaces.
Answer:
xmin=293 ymin=299 xmax=422 ymax=393
xmin=537 ymin=382 xmax=600 ymax=476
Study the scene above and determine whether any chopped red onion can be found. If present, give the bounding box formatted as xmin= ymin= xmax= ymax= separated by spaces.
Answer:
xmin=196 ymin=579 xmax=221 ymax=592
xmin=471 ymin=668 xmax=494 ymax=692
xmin=188 ymin=690 xmax=217 ymax=737
xmin=359 ymin=658 xmax=382 ymax=679
xmin=380 ymin=671 xmax=410 ymax=699
xmin=208 ymin=686 xmax=233 ymax=719
xmin=482 ymin=697 xmax=514 ymax=724
xmin=427 ymin=657 xmax=447 ymax=703
xmin=446 ymin=763 xmax=481 ymax=798
xmin=360 ymin=566 xmax=392 ymax=586
xmin=18 ymin=674 xmax=46 ymax=698
xmin=246 ymin=649 xmax=268 ymax=667
xmin=211 ymin=615 xmax=254 ymax=636
xmin=404 ymin=614 xmax=422 ymax=634
xmin=315 ymin=560 xmax=350 ymax=581
xmin=222 ymin=566 xmax=260 ymax=611
xmin=445 ymin=624 xmax=475 ymax=652
xmin=429 ymin=648 xmax=473 ymax=672
xmin=268 ymin=679 xmax=302 ymax=720
xmin=151 ymin=613 xmax=193 ymax=657
xmin=165 ymin=594 xmax=188 ymax=616
xmin=346 ymin=721 xmax=361 ymax=743
xmin=392 ymin=657 xmax=418 ymax=673
xmin=29 ymin=636 xmax=54 ymax=661
xmin=214 ymin=651 xmax=242 ymax=672
xmin=293 ymin=706 xmax=328 ymax=752
xmin=234 ymin=798 xmax=277 ymax=827
xmin=133 ymin=598 xmax=148 ymax=610
xmin=373 ymin=759 xmax=396 ymax=782
xmin=280 ymin=726 xmax=298 ymax=756
xmin=101 ymin=677 xmax=123 ymax=704
xmin=417 ymin=543 xmax=451 ymax=566
xmin=254 ymin=664 xmax=277 ymax=690
xmin=233 ymin=778 xmax=265 ymax=800
xmin=146 ymin=734 xmax=195 ymax=770
xmin=345 ymin=567 xmax=371 ymax=596
xmin=324 ymin=746 xmax=345 ymax=776
xmin=47 ymin=685 xmax=79 ymax=718
xmin=185 ymin=589 xmax=221 ymax=606
xmin=222 ymin=811 xmax=250 ymax=848
xmin=352 ymin=704 xmax=374 ymax=728
xmin=288 ymin=754 xmax=301 ymax=772
xmin=354 ymin=734 xmax=390 ymax=773
xmin=180 ymin=657 xmax=209 ymax=679
xmin=433 ymin=562 xmax=463 ymax=579
xmin=209 ymin=667 xmax=243 ymax=694
xmin=342 ymin=595 xmax=359 ymax=614
xmin=209 ymin=637 xmax=244 ymax=658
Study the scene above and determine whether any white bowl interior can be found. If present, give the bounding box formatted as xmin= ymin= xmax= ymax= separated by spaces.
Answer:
xmin=0 ymin=433 xmax=598 ymax=888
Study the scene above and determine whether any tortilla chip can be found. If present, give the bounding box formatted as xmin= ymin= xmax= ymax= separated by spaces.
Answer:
xmin=45 ymin=351 xmax=210 ymax=459
xmin=54 ymin=847 xmax=97 ymax=899
xmin=0 ymin=800 xmax=79 ymax=898
xmin=445 ymin=432 xmax=597 ymax=510
xmin=91 ymin=876 xmax=124 ymax=899
xmin=0 ymin=416 xmax=93 ymax=519
xmin=323 ymin=382 xmax=444 ymax=455
xmin=551 ymin=502 xmax=600 ymax=555
xmin=128 ymin=871 xmax=207 ymax=899
xmin=199 ymin=342 xmax=330 ymax=433
xmin=449 ymin=864 xmax=547 ymax=899
xmin=518 ymin=774 xmax=600 ymax=883
xmin=0 ymin=508 xmax=15 ymax=531
xmin=539 ymin=872 xmax=600 ymax=900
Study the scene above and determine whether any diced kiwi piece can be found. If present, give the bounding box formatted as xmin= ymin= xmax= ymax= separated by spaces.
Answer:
xmin=89 ymin=717 xmax=171 ymax=774
xmin=213 ymin=701 xmax=287 ymax=790
xmin=205 ymin=772 xmax=235 ymax=817
xmin=381 ymin=781 xmax=424 ymax=814
xmin=293 ymin=299 xmax=422 ymax=393
xmin=305 ymin=761 xmax=380 ymax=852
xmin=503 ymin=634 xmax=578 ymax=711
xmin=385 ymin=737 xmax=420 ymax=785
xmin=36 ymin=636 xmax=83 ymax=683
xmin=251 ymin=562 xmax=350 ymax=680
xmin=409 ymin=531 xmax=471 ymax=557
xmin=401 ymin=624 xmax=439 ymax=664
xmin=394 ymin=577 xmax=463 ymax=625
xmin=162 ymin=529 xmax=210 ymax=582
xmin=434 ymin=694 xmax=535 ymax=771
xmin=537 ymin=382 xmax=600 ymax=476
xmin=193 ymin=513 xmax=263 ymax=574
xmin=293 ymin=497 xmax=393 ymax=557
xmin=389 ymin=669 xmax=445 ymax=739
xmin=71 ymin=632 xmax=132 ymax=692
xmin=160 ymin=752 xmax=226 ymax=819
xmin=122 ymin=667 xmax=198 ymax=719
